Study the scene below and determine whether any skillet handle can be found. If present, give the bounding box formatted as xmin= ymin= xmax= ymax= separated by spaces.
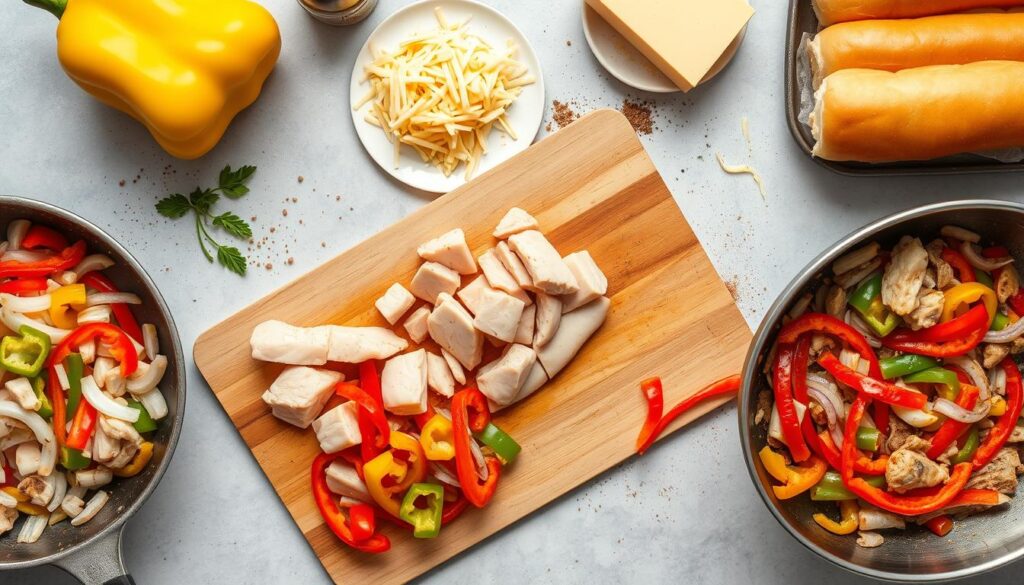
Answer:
xmin=53 ymin=523 xmax=134 ymax=585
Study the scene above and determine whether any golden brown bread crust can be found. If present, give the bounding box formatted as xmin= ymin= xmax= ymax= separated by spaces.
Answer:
xmin=812 ymin=13 xmax=1024 ymax=84
xmin=813 ymin=0 xmax=1024 ymax=25
xmin=812 ymin=61 xmax=1024 ymax=162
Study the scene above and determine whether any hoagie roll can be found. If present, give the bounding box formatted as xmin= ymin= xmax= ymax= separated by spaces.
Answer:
xmin=813 ymin=0 xmax=1024 ymax=26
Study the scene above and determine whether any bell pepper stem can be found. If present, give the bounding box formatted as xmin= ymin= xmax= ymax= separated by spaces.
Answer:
xmin=24 ymin=0 xmax=67 ymax=19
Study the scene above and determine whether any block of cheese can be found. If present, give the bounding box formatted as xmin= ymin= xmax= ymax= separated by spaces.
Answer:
xmin=585 ymin=0 xmax=754 ymax=91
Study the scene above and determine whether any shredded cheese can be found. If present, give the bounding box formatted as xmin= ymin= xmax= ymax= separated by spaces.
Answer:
xmin=716 ymin=153 xmax=766 ymax=201
xmin=355 ymin=8 xmax=535 ymax=179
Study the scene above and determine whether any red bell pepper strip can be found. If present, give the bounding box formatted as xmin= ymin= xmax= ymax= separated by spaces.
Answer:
xmin=817 ymin=429 xmax=888 ymax=476
xmin=347 ymin=504 xmax=377 ymax=542
xmin=311 ymin=452 xmax=390 ymax=553
xmin=941 ymin=247 xmax=975 ymax=283
xmin=972 ymin=358 xmax=1024 ymax=470
xmin=777 ymin=313 xmax=881 ymax=378
xmin=49 ymin=367 xmax=66 ymax=448
xmin=357 ymin=361 xmax=388 ymax=463
xmin=1009 ymin=291 xmax=1024 ymax=317
xmin=65 ymin=399 xmax=98 ymax=451
xmin=0 ymin=278 xmax=48 ymax=295
xmin=885 ymin=304 xmax=989 ymax=345
xmin=946 ymin=489 xmax=1005 ymax=508
xmin=336 ymin=381 xmax=390 ymax=454
xmin=413 ymin=402 xmax=436 ymax=431
xmin=818 ymin=353 xmax=928 ymax=409
xmin=635 ymin=377 xmax=664 ymax=452
xmin=0 ymin=240 xmax=86 ymax=279
xmin=926 ymin=384 xmax=980 ymax=460
xmin=441 ymin=490 xmax=469 ymax=525
xmin=79 ymin=272 xmax=144 ymax=343
xmin=773 ymin=344 xmax=810 ymax=462
xmin=20 ymin=225 xmax=69 ymax=252
xmin=881 ymin=328 xmax=987 ymax=358
xmin=791 ymin=335 xmax=811 ymax=404
xmin=50 ymin=323 xmax=138 ymax=377
xmin=452 ymin=387 xmax=500 ymax=507
xmin=636 ymin=374 xmax=740 ymax=455
xmin=872 ymin=403 xmax=890 ymax=437
xmin=925 ymin=515 xmax=954 ymax=537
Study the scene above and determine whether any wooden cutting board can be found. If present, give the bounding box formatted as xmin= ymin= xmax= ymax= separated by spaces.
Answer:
xmin=194 ymin=109 xmax=751 ymax=584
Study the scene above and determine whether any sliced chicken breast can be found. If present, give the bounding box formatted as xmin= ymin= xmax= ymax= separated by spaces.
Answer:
xmin=513 ymin=360 xmax=548 ymax=403
xmin=326 ymin=326 xmax=408 ymax=363
xmin=428 ymin=293 xmax=483 ymax=370
xmin=381 ymin=349 xmax=428 ymax=415
xmin=514 ymin=304 xmax=536 ymax=345
xmin=441 ymin=348 xmax=467 ymax=385
xmin=261 ymin=366 xmax=344 ymax=428
xmin=479 ymin=249 xmax=532 ymax=305
xmin=493 ymin=207 xmax=539 ymax=239
xmin=472 ymin=288 xmax=525 ymax=343
xmin=410 ymin=261 xmax=462 ymax=304
xmin=417 ymin=228 xmax=477 ymax=275
xmin=374 ymin=283 xmax=415 ymax=325
xmin=313 ymin=401 xmax=362 ymax=453
xmin=325 ymin=460 xmax=370 ymax=501
xmin=402 ymin=306 xmax=431 ymax=344
xmin=495 ymin=241 xmax=538 ymax=292
xmin=533 ymin=292 xmax=562 ymax=347
xmin=250 ymin=320 xmax=330 ymax=365
xmin=560 ymin=251 xmax=608 ymax=313
xmin=536 ymin=297 xmax=610 ymax=378
xmin=508 ymin=230 xmax=579 ymax=295
xmin=426 ymin=351 xmax=456 ymax=397
xmin=456 ymin=275 xmax=492 ymax=315
xmin=476 ymin=344 xmax=537 ymax=406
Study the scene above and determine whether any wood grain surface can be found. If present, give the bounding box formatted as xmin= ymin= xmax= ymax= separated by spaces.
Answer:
xmin=194 ymin=109 xmax=751 ymax=584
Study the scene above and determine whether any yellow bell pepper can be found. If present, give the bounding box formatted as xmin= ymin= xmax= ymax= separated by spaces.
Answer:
xmin=49 ymin=284 xmax=86 ymax=330
xmin=113 ymin=441 xmax=154 ymax=477
xmin=25 ymin=0 xmax=281 ymax=160
xmin=813 ymin=500 xmax=860 ymax=535
xmin=990 ymin=395 xmax=1008 ymax=417
xmin=1 ymin=486 xmax=48 ymax=516
xmin=941 ymin=282 xmax=997 ymax=326
xmin=420 ymin=414 xmax=455 ymax=461
xmin=758 ymin=446 xmax=827 ymax=500
xmin=363 ymin=431 xmax=427 ymax=518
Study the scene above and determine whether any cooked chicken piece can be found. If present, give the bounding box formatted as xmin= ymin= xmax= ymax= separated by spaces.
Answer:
xmin=313 ymin=401 xmax=362 ymax=453
xmin=261 ymin=366 xmax=343 ymax=428
xmin=15 ymin=442 xmax=41 ymax=477
xmin=905 ymin=289 xmax=944 ymax=331
xmin=402 ymin=307 xmax=431 ymax=344
xmin=107 ymin=440 xmax=139 ymax=470
xmin=250 ymin=320 xmax=330 ymax=365
xmin=428 ymin=293 xmax=483 ymax=370
xmin=984 ymin=343 xmax=1011 ymax=369
xmin=417 ymin=228 xmax=477 ymax=275
xmin=886 ymin=436 xmax=949 ymax=493
xmin=456 ymin=275 xmax=493 ymax=315
xmin=325 ymin=460 xmax=370 ymax=501
xmin=858 ymin=506 xmax=905 ymax=531
xmin=924 ymin=239 xmax=954 ymax=289
xmin=833 ymin=242 xmax=880 ymax=277
xmin=754 ymin=390 xmax=772 ymax=426
xmin=834 ymin=258 xmax=882 ymax=289
xmin=997 ymin=265 xmax=1020 ymax=304
xmin=966 ymin=447 xmax=1021 ymax=494
xmin=4 ymin=378 xmax=39 ymax=412
xmin=61 ymin=494 xmax=85 ymax=518
xmin=409 ymin=261 xmax=462 ymax=305
xmin=374 ymin=283 xmax=415 ymax=325
xmin=0 ymin=506 xmax=16 ymax=536
xmin=426 ymin=351 xmax=456 ymax=397
xmin=560 ymin=251 xmax=608 ymax=313
xmin=536 ymin=297 xmax=609 ymax=378
xmin=857 ymin=531 xmax=884 ymax=548
xmin=533 ymin=292 xmax=562 ymax=348
xmin=1013 ymin=337 xmax=1024 ymax=355
xmin=514 ymin=304 xmax=536 ymax=345
xmin=104 ymin=369 xmax=126 ymax=397
xmin=471 ymin=288 xmax=525 ymax=344
xmin=788 ymin=293 xmax=813 ymax=319
xmin=495 ymin=240 xmax=538 ymax=292
xmin=508 ymin=230 xmax=579 ymax=295
xmin=18 ymin=475 xmax=54 ymax=508
xmin=881 ymin=236 xmax=928 ymax=316
xmin=325 ymin=326 xmax=408 ymax=363
xmin=940 ymin=225 xmax=980 ymax=243
xmin=99 ymin=415 xmax=143 ymax=446
xmin=70 ymin=490 xmax=109 ymax=526
xmin=478 ymin=249 xmax=531 ymax=305
xmin=477 ymin=344 xmax=537 ymax=407
xmin=92 ymin=420 xmax=122 ymax=465
xmin=922 ymin=268 xmax=936 ymax=290
xmin=825 ymin=285 xmax=846 ymax=319
xmin=441 ymin=348 xmax=466 ymax=385
xmin=1008 ymin=423 xmax=1024 ymax=443
xmin=493 ymin=207 xmax=539 ymax=239
xmin=381 ymin=350 xmax=428 ymax=415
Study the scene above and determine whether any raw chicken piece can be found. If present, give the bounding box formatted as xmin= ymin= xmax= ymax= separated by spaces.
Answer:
xmin=493 ymin=207 xmax=539 ymax=238
xmin=533 ymin=292 xmax=562 ymax=347
xmin=441 ymin=348 xmax=467 ymax=385
xmin=381 ymin=349 xmax=428 ymax=415
xmin=472 ymin=288 xmax=525 ymax=343
xmin=508 ymin=230 xmax=579 ymax=295
xmin=512 ymin=360 xmax=548 ymax=403
xmin=325 ymin=460 xmax=370 ymax=501
xmin=477 ymin=344 xmax=537 ymax=406
xmin=326 ymin=326 xmax=407 ymax=363
xmin=261 ymin=366 xmax=343 ymax=428
xmin=417 ymin=228 xmax=476 ymax=275
xmin=479 ymin=249 xmax=531 ymax=305
xmin=374 ymin=283 xmax=415 ymax=325
xmin=426 ymin=351 xmax=456 ymax=397
xmin=560 ymin=251 xmax=608 ymax=313
xmin=514 ymin=304 xmax=536 ymax=345
xmin=313 ymin=401 xmax=362 ymax=453
xmin=456 ymin=275 xmax=492 ymax=315
xmin=428 ymin=294 xmax=483 ymax=370
xmin=536 ymin=297 xmax=609 ymax=378
xmin=409 ymin=261 xmax=462 ymax=304
xmin=881 ymin=236 xmax=928 ymax=316
xmin=250 ymin=320 xmax=330 ymax=365
xmin=402 ymin=307 xmax=431 ymax=344
xmin=885 ymin=436 xmax=949 ymax=493
xmin=495 ymin=241 xmax=538 ymax=292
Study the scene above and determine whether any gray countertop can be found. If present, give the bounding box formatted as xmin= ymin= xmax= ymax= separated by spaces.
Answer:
xmin=2 ymin=0 xmax=1023 ymax=583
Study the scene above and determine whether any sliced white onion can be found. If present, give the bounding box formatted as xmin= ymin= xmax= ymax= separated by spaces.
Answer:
xmin=946 ymin=356 xmax=991 ymax=400
xmin=52 ymin=271 xmax=77 ymax=286
xmin=0 ymin=401 xmax=56 ymax=476
xmin=81 ymin=376 xmax=139 ymax=423
xmin=77 ymin=305 xmax=112 ymax=325
xmin=990 ymin=367 xmax=1007 ymax=397
xmin=430 ymin=462 xmax=461 ymax=488
xmin=0 ymin=242 xmax=8 ymax=256
xmin=47 ymin=471 xmax=67 ymax=513
xmin=807 ymin=387 xmax=838 ymax=428
xmin=142 ymin=324 xmax=159 ymax=360
xmin=138 ymin=387 xmax=168 ymax=420
xmin=54 ymin=364 xmax=70 ymax=391
xmin=829 ymin=425 xmax=845 ymax=449
xmin=70 ymin=490 xmax=109 ymax=526
xmin=127 ymin=355 xmax=167 ymax=395
xmin=0 ymin=307 xmax=69 ymax=343
xmin=72 ymin=254 xmax=114 ymax=277
xmin=807 ymin=374 xmax=846 ymax=420
xmin=6 ymin=220 xmax=30 ymax=251
xmin=961 ymin=240 xmax=1013 ymax=272
xmin=941 ymin=225 xmax=980 ymax=243
xmin=0 ymin=489 xmax=14 ymax=508
xmin=0 ymin=428 xmax=34 ymax=451
xmin=467 ymin=430 xmax=488 ymax=481
xmin=0 ymin=293 xmax=51 ymax=313
xmin=933 ymin=397 xmax=992 ymax=424
xmin=1 ymin=249 xmax=50 ymax=263
xmin=845 ymin=311 xmax=882 ymax=348
xmin=17 ymin=513 xmax=46 ymax=543
xmin=86 ymin=292 xmax=141 ymax=307
xmin=984 ymin=316 xmax=1024 ymax=344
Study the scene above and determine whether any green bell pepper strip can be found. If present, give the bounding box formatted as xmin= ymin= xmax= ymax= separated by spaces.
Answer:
xmin=64 ymin=353 xmax=85 ymax=416
xmin=976 ymin=271 xmax=995 ymax=290
xmin=0 ymin=325 xmax=51 ymax=377
xmin=60 ymin=447 xmax=91 ymax=471
xmin=904 ymin=367 xmax=961 ymax=400
xmin=811 ymin=471 xmax=885 ymax=501
xmin=879 ymin=354 xmax=939 ymax=380
xmin=398 ymin=483 xmax=444 ymax=539
xmin=127 ymin=398 xmax=158 ymax=433
xmin=856 ymin=427 xmax=881 ymax=452
xmin=31 ymin=376 xmax=52 ymax=419
xmin=476 ymin=423 xmax=521 ymax=465
xmin=952 ymin=427 xmax=980 ymax=465
xmin=848 ymin=273 xmax=900 ymax=337
xmin=991 ymin=312 xmax=1011 ymax=332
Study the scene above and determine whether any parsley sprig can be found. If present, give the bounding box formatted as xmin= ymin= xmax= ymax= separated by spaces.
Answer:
xmin=156 ymin=165 xmax=256 ymax=275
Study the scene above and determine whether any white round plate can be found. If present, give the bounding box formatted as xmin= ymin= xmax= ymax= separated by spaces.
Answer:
xmin=581 ymin=3 xmax=745 ymax=93
xmin=350 ymin=0 xmax=545 ymax=194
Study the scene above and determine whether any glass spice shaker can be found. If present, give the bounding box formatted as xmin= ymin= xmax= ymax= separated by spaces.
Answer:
xmin=297 ymin=0 xmax=378 ymax=26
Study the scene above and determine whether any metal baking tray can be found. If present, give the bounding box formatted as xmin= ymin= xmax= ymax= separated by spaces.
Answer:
xmin=784 ymin=0 xmax=1024 ymax=176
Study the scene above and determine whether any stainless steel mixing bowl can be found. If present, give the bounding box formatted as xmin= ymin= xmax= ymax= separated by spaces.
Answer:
xmin=740 ymin=200 xmax=1024 ymax=581
xmin=0 ymin=196 xmax=185 ymax=585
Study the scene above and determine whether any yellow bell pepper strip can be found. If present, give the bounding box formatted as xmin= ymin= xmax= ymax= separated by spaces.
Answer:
xmin=387 ymin=431 xmax=427 ymax=495
xmin=398 ymin=483 xmax=444 ymax=539
xmin=941 ymin=282 xmax=998 ymax=326
xmin=24 ymin=0 xmax=281 ymax=160
xmin=363 ymin=431 xmax=428 ymax=519
xmin=813 ymin=500 xmax=860 ymax=535
xmin=1 ymin=486 xmax=48 ymax=516
xmin=113 ymin=441 xmax=154 ymax=477
xmin=48 ymin=284 xmax=86 ymax=330
xmin=758 ymin=446 xmax=827 ymax=500
xmin=420 ymin=415 xmax=455 ymax=461
xmin=363 ymin=451 xmax=405 ymax=518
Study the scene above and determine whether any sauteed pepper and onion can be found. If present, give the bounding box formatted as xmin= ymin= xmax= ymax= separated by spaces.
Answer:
xmin=758 ymin=226 xmax=1024 ymax=547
